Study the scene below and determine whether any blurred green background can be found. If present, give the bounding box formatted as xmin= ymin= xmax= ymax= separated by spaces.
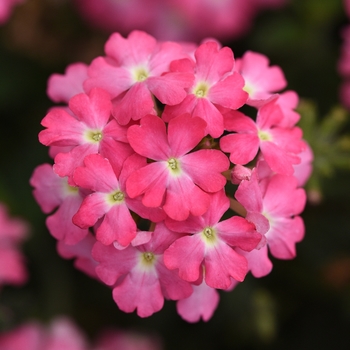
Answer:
xmin=1 ymin=0 xmax=350 ymax=349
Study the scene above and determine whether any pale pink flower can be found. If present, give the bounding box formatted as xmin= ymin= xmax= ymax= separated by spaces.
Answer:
xmin=235 ymin=169 xmax=306 ymax=277
xmin=176 ymin=276 xmax=220 ymax=323
xmin=292 ymin=140 xmax=314 ymax=187
xmin=47 ymin=63 xmax=89 ymax=104
xmin=235 ymin=51 xmax=287 ymax=107
xmin=126 ymin=113 xmax=229 ymax=220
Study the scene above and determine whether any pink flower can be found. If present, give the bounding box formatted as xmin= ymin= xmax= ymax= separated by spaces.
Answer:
xmin=84 ymin=30 xmax=193 ymax=124
xmin=47 ymin=62 xmax=89 ymax=104
xmin=92 ymin=223 xmax=193 ymax=317
xmin=72 ymin=154 xmax=137 ymax=247
xmin=126 ymin=113 xmax=229 ymax=220
xmin=235 ymin=169 xmax=306 ymax=277
xmin=163 ymin=190 xmax=262 ymax=289
xmin=30 ymin=164 xmax=88 ymax=245
xmin=163 ymin=41 xmax=248 ymax=137
xmin=176 ymin=277 xmax=220 ymax=323
xmin=39 ymin=87 xmax=133 ymax=184
xmin=292 ymin=140 xmax=314 ymax=187
xmin=220 ymin=100 xmax=304 ymax=175
xmin=235 ymin=51 xmax=287 ymax=107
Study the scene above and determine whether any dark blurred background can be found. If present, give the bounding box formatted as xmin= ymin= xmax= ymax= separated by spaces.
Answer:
xmin=1 ymin=0 xmax=350 ymax=349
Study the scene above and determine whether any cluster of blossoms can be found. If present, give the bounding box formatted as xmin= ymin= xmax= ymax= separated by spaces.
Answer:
xmin=338 ymin=0 xmax=350 ymax=109
xmin=0 ymin=0 xmax=24 ymax=24
xmin=30 ymin=30 xmax=312 ymax=322
xmin=74 ymin=0 xmax=286 ymax=42
xmin=0 ymin=202 xmax=28 ymax=290
xmin=0 ymin=317 xmax=162 ymax=350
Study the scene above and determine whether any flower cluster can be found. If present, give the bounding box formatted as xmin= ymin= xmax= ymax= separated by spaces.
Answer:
xmin=0 ymin=317 xmax=162 ymax=350
xmin=74 ymin=0 xmax=286 ymax=42
xmin=0 ymin=202 xmax=28 ymax=289
xmin=30 ymin=30 xmax=311 ymax=322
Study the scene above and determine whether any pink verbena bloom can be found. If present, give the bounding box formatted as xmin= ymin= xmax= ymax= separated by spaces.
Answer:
xmin=235 ymin=168 xmax=306 ymax=277
xmin=47 ymin=63 xmax=89 ymax=104
xmin=0 ymin=202 xmax=29 ymax=287
xmin=235 ymin=50 xmax=287 ymax=107
xmin=220 ymin=99 xmax=304 ymax=175
xmin=0 ymin=0 xmax=24 ymax=24
xmin=274 ymin=90 xmax=301 ymax=128
xmin=92 ymin=222 xmax=193 ymax=317
xmin=84 ymin=30 xmax=194 ymax=124
xmin=126 ymin=113 xmax=229 ymax=220
xmin=73 ymin=153 xmax=166 ymax=247
xmin=72 ymin=153 xmax=137 ymax=247
xmin=30 ymin=163 xmax=88 ymax=245
xmin=39 ymin=87 xmax=133 ymax=184
xmin=163 ymin=41 xmax=248 ymax=138
xmin=176 ymin=273 xmax=220 ymax=323
xmin=163 ymin=190 xmax=262 ymax=289
xmin=292 ymin=140 xmax=314 ymax=187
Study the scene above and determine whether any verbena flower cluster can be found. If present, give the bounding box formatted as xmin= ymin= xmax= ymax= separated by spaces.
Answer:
xmin=30 ymin=30 xmax=311 ymax=322
xmin=74 ymin=0 xmax=286 ymax=41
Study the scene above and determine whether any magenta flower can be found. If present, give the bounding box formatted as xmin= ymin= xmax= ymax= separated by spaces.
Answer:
xmin=220 ymin=99 xmax=304 ymax=175
xmin=72 ymin=153 xmax=138 ymax=247
xmin=163 ymin=190 xmax=262 ymax=289
xmin=163 ymin=41 xmax=248 ymax=137
xmin=126 ymin=113 xmax=229 ymax=220
xmin=39 ymin=87 xmax=133 ymax=184
xmin=84 ymin=30 xmax=194 ymax=124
